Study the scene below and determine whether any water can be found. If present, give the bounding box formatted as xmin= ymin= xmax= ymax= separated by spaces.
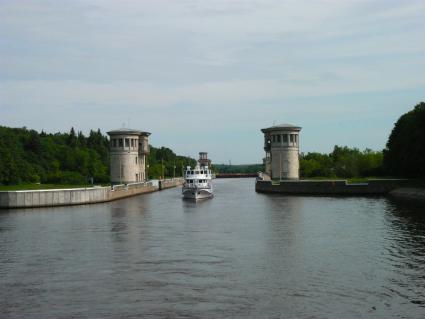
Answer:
xmin=1 ymin=178 xmax=425 ymax=318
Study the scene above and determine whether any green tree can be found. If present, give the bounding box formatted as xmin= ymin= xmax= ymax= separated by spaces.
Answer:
xmin=384 ymin=102 xmax=425 ymax=177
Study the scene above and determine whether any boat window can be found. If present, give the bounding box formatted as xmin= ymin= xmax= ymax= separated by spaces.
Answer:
xmin=195 ymin=171 xmax=199 ymax=174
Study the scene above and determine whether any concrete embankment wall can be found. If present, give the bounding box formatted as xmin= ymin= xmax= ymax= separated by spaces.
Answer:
xmin=255 ymin=179 xmax=411 ymax=195
xmin=159 ymin=178 xmax=184 ymax=190
xmin=0 ymin=187 xmax=110 ymax=208
xmin=109 ymin=182 xmax=158 ymax=201
xmin=0 ymin=182 xmax=159 ymax=209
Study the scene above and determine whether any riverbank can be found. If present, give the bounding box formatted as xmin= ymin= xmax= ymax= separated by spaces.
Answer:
xmin=0 ymin=178 xmax=184 ymax=209
xmin=0 ymin=184 xmax=98 ymax=191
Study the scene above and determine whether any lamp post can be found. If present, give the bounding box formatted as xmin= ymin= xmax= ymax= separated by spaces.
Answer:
xmin=119 ymin=156 xmax=122 ymax=184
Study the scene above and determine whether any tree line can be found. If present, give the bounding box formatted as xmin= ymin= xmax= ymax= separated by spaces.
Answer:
xmin=216 ymin=102 xmax=424 ymax=179
xmin=300 ymin=146 xmax=383 ymax=178
xmin=214 ymin=164 xmax=263 ymax=174
xmin=147 ymin=146 xmax=197 ymax=179
xmin=0 ymin=102 xmax=423 ymax=184
xmin=0 ymin=126 xmax=196 ymax=185
xmin=214 ymin=148 xmax=383 ymax=178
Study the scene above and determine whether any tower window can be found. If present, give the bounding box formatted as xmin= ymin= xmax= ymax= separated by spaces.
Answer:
xmin=125 ymin=138 xmax=130 ymax=147
xmin=118 ymin=139 xmax=123 ymax=147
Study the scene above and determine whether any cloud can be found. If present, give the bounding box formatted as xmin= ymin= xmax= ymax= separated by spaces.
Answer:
xmin=0 ymin=0 xmax=424 ymax=162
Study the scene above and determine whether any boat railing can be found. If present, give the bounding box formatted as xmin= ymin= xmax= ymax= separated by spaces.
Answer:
xmin=183 ymin=183 xmax=212 ymax=189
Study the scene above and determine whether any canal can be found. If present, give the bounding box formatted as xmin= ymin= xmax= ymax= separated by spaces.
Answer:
xmin=1 ymin=178 xmax=424 ymax=318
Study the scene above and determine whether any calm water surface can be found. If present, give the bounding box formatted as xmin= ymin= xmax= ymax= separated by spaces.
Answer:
xmin=1 ymin=178 xmax=425 ymax=318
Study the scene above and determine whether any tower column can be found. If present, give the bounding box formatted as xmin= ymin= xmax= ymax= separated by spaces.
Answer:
xmin=261 ymin=123 xmax=301 ymax=180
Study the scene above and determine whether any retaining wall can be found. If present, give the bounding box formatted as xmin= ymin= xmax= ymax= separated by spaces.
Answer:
xmin=159 ymin=178 xmax=184 ymax=190
xmin=255 ymin=179 xmax=411 ymax=195
xmin=109 ymin=182 xmax=158 ymax=201
xmin=0 ymin=182 xmax=159 ymax=209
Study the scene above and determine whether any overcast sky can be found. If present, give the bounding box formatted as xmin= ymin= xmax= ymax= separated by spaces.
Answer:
xmin=1 ymin=0 xmax=424 ymax=163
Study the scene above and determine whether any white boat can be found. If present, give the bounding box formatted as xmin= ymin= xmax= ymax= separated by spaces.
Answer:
xmin=182 ymin=153 xmax=213 ymax=200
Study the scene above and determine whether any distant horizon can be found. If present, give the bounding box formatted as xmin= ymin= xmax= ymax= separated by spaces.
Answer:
xmin=1 ymin=1 xmax=424 ymax=163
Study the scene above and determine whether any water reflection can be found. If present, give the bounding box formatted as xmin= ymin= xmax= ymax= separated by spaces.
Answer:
xmin=0 ymin=179 xmax=425 ymax=318
xmin=381 ymin=199 xmax=425 ymax=306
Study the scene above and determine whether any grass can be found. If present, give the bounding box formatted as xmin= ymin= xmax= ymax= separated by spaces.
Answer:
xmin=0 ymin=184 xmax=101 ymax=191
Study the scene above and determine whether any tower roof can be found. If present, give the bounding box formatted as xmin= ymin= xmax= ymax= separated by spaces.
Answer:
xmin=261 ymin=123 xmax=301 ymax=132
xmin=107 ymin=128 xmax=151 ymax=136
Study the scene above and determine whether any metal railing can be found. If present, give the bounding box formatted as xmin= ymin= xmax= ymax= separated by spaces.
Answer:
xmin=183 ymin=183 xmax=212 ymax=189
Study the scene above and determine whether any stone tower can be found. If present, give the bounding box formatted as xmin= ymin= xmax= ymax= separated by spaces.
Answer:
xmin=198 ymin=152 xmax=211 ymax=168
xmin=107 ymin=128 xmax=150 ymax=184
xmin=261 ymin=123 xmax=301 ymax=180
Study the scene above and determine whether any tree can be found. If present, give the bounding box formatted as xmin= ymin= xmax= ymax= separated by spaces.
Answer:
xmin=67 ymin=127 xmax=77 ymax=148
xmin=384 ymin=102 xmax=425 ymax=177
xmin=0 ymin=125 xmax=196 ymax=185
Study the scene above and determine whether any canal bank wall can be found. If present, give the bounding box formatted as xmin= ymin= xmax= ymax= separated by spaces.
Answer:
xmin=0 ymin=179 xmax=184 ymax=209
xmin=159 ymin=178 xmax=184 ymax=190
xmin=255 ymin=179 xmax=411 ymax=195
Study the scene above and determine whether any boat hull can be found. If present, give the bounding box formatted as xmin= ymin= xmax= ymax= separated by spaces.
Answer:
xmin=182 ymin=187 xmax=213 ymax=200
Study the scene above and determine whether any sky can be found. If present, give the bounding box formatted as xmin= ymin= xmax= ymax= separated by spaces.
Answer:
xmin=1 ymin=0 xmax=424 ymax=164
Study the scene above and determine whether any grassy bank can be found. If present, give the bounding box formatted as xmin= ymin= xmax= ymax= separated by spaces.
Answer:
xmin=0 ymin=184 xmax=102 ymax=191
